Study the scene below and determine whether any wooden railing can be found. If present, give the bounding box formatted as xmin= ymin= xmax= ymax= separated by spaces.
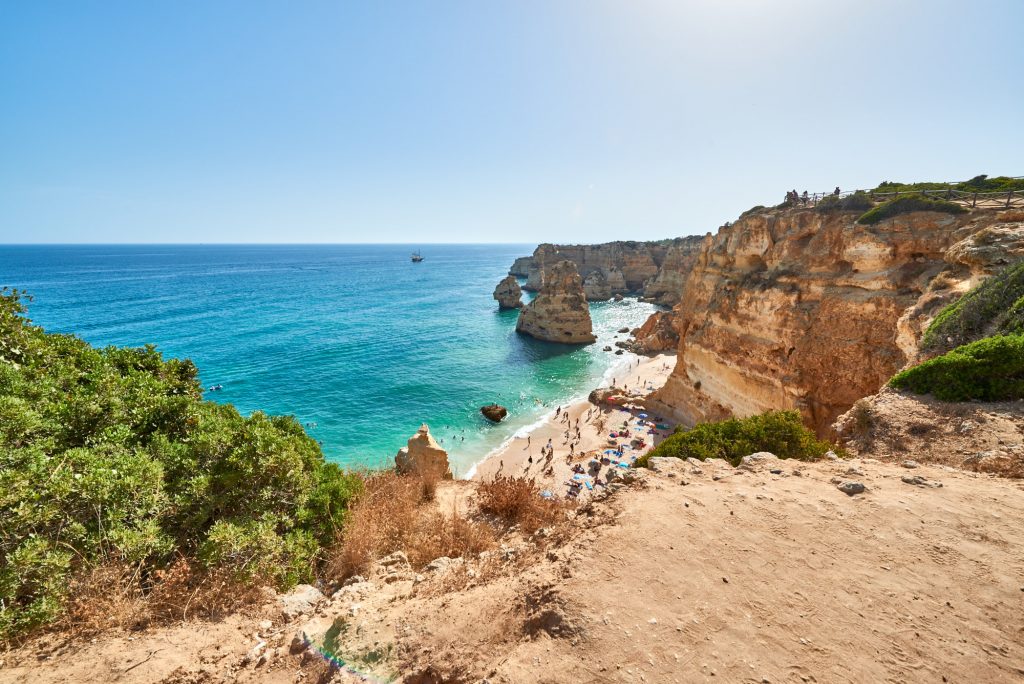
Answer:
xmin=791 ymin=178 xmax=1024 ymax=209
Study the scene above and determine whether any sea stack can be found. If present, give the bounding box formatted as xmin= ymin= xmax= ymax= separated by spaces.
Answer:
xmin=492 ymin=274 xmax=523 ymax=309
xmin=516 ymin=260 xmax=596 ymax=344
xmin=395 ymin=424 xmax=453 ymax=479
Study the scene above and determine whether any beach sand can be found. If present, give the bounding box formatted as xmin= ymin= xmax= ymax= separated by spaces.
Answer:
xmin=470 ymin=352 xmax=677 ymax=496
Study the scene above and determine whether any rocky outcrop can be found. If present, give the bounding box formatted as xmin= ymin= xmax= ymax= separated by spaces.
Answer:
xmin=516 ymin=260 xmax=596 ymax=344
xmin=832 ymin=387 xmax=1024 ymax=478
xmin=493 ymin=275 xmax=523 ymax=309
xmin=480 ymin=404 xmax=508 ymax=422
xmin=395 ymin=424 xmax=453 ymax=479
xmin=509 ymin=256 xmax=535 ymax=277
xmin=625 ymin=310 xmax=680 ymax=354
xmin=649 ymin=206 xmax=1024 ymax=436
xmin=517 ymin=239 xmax=700 ymax=296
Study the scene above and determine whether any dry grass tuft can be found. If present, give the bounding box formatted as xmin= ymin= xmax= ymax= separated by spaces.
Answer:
xmin=58 ymin=558 xmax=262 ymax=639
xmin=327 ymin=471 xmax=495 ymax=581
xmin=476 ymin=476 xmax=570 ymax=534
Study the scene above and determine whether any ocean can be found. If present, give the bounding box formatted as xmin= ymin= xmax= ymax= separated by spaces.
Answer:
xmin=0 ymin=244 xmax=661 ymax=475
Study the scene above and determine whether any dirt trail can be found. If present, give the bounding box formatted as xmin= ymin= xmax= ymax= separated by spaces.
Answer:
xmin=6 ymin=456 xmax=1023 ymax=683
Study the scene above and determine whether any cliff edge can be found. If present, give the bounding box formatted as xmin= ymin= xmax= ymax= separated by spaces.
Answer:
xmin=649 ymin=205 xmax=1024 ymax=435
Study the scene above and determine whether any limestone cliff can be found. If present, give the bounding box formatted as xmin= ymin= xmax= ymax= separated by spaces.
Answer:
xmin=396 ymin=424 xmax=453 ymax=479
xmin=516 ymin=260 xmax=596 ymax=344
xmin=641 ymin=236 xmax=705 ymax=305
xmin=508 ymin=256 xmax=534 ymax=277
xmin=492 ymin=275 xmax=522 ymax=309
xmin=516 ymin=237 xmax=702 ymax=304
xmin=625 ymin=310 xmax=680 ymax=354
xmin=648 ymin=206 xmax=1024 ymax=436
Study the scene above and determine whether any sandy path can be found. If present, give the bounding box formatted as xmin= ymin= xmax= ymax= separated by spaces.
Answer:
xmin=471 ymin=352 xmax=677 ymax=496
xmin=7 ymin=458 xmax=1024 ymax=683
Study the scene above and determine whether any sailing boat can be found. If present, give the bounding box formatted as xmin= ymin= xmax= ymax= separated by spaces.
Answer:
xmin=410 ymin=250 xmax=424 ymax=262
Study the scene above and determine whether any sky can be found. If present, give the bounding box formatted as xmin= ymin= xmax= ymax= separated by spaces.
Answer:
xmin=2 ymin=0 xmax=1022 ymax=244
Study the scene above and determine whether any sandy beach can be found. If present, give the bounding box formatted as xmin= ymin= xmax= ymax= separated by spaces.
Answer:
xmin=470 ymin=352 xmax=677 ymax=496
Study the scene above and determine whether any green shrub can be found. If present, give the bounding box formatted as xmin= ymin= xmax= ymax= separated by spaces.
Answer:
xmin=922 ymin=260 xmax=1024 ymax=353
xmin=0 ymin=289 xmax=362 ymax=640
xmin=871 ymin=175 xmax=1024 ymax=194
xmin=816 ymin=190 xmax=874 ymax=213
xmin=634 ymin=410 xmax=833 ymax=468
xmin=856 ymin=194 xmax=967 ymax=225
xmin=889 ymin=334 xmax=1024 ymax=401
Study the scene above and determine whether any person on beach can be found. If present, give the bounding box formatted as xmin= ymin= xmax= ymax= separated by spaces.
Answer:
xmin=556 ymin=406 xmax=561 ymax=418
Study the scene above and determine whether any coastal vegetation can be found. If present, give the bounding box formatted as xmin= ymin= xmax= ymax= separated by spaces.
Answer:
xmin=870 ymin=175 xmax=1024 ymax=195
xmin=921 ymin=260 xmax=1024 ymax=352
xmin=635 ymin=410 xmax=834 ymax=468
xmin=856 ymin=194 xmax=966 ymax=225
xmin=0 ymin=289 xmax=362 ymax=640
xmin=889 ymin=335 xmax=1024 ymax=401
xmin=815 ymin=190 xmax=874 ymax=213
xmin=892 ymin=259 xmax=1024 ymax=401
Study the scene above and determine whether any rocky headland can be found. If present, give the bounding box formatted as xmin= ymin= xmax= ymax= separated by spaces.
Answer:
xmin=515 ymin=259 xmax=596 ymax=343
xmin=646 ymin=205 xmax=1024 ymax=435
xmin=511 ymin=236 xmax=704 ymax=303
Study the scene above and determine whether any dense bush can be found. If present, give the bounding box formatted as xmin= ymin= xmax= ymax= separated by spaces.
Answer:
xmin=856 ymin=194 xmax=966 ymax=225
xmin=922 ymin=260 xmax=1024 ymax=353
xmin=872 ymin=175 xmax=1024 ymax=194
xmin=815 ymin=190 xmax=874 ymax=213
xmin=889 ymin=334 xmax=1024 ymax=401
xmin=0 ymin=289 xmax=361 ymax=640
xmin=634 ymin=410 xmax=833 ymax=468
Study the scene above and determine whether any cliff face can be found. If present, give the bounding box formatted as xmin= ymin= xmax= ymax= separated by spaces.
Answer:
xmin=516 ymin=260 xmax=596 ymax=344
xmin=639 ymin=236 xmax=705 ymax=305
xmin=516 ymin=237 xmax=702 ymax=304
xmin=509 ymin=256 xmax=534 ymax=277
xmin=649 ymin=206 xmax=1024 ymax=436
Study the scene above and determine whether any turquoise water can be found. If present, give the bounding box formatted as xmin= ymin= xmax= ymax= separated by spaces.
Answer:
xmin=1 ymin=245 xmax=660 ymax=475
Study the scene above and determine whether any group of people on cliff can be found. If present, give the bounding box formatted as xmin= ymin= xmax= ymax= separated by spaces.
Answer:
xmin=785 ymin=186 xmax=841 ymax=205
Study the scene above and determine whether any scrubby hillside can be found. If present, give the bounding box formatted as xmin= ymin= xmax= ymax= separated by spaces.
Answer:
xmin=6 ymin=455 xmax=1024 ymax=683
xmin=0 ymin=289 xmax=362 ymax=640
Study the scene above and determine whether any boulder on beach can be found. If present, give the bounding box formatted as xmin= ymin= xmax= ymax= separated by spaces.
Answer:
xmin=589 ymin=387 xmax=629 ymax=405
xmin=395 ymin=424 xmax=453 ymax=479
xmin=612 ymin=293 xmax=624 ymax=302
xmin=480 ymin=404 xmax=508 ymax=423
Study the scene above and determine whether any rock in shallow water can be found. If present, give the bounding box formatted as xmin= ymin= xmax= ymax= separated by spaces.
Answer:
xmin=481 ymin=404 xmax=508 ymax=422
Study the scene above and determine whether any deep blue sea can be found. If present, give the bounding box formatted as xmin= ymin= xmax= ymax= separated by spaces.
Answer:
xmin=0 ymin=245 xmax=660 ymax=475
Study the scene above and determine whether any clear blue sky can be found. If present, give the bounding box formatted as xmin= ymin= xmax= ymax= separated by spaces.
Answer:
xmin=2 ymin=0 xmax=1022 ymax=244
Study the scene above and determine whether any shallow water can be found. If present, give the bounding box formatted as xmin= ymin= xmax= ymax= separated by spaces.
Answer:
xmin=1 ymin=244 xmax=661 ymax=475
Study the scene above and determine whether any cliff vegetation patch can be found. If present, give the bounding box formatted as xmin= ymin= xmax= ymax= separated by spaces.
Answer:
xmin=871 ymin=175 xmax=1024 ymax=195
xmin=634 ymin=410 xmax=834 ymax=468
xmin=856 ymin=194 xmax=966 ymax=225
xmin=815 ymin=190 xmax=874 ymax=213
xmin=922 ymin=260 xmax=1024 ymax=353
xmin=889 ymin=334 xmax=1024 ymax=402
xmin=0 ymin=289 xmax=362 ymax=641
